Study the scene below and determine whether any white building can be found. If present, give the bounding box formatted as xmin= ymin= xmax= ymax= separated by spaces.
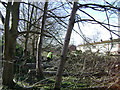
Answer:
xmin=77 ymin=39 xmax=120 ymax=54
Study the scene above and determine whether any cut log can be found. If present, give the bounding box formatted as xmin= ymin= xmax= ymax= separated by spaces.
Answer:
xmin=43 ymin=71 xmax=56 ymax=76
xmin=25 ymin=63 xmax=53 ymax=69
xmin=43 ymin=71 xmax=68 ymax=76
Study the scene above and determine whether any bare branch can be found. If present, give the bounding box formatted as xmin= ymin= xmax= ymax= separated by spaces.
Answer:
xmin=0 ymin=11 xmax=5 ymax=24
xmin=19 ymin=18 xmax=63 ymax=45
xmin=76 ymin=9 xmax=120 ymax=38
xmin=18 ymin=31 xmax=51 ymax=37
xmin=78 ymin=3 xmax=120 ymax=10
xmin=76 ymin=19 xmax=120 ymax=37
xmin=45 ymin=30 xmax=63 ymax=45
xmin=0 ymin=0 xmax=7 ymax=8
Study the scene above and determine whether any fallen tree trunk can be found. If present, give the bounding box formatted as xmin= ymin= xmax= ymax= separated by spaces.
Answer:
xmin=28 ymin=69 xmax=68 ymax=76
xmin=43 ymin=71 xmax=68 ymax=76
xmin=25 ymin=63 xmax=53 ymax=69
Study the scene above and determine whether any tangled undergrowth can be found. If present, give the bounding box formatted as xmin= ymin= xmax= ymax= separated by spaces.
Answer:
xmin=4 ymin=50 xmax=119 ymax=89
xmin=64 ymin=50 xmax=120 ymax=89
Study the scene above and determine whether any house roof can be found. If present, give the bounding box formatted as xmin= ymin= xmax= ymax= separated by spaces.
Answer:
xmin=78 ymin=38 xmax=120 ymax=47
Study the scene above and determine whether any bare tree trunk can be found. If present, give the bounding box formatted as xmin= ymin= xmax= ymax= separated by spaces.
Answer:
xmin=2 ymin=2 xmax=11 ymax=87
xmin=36 ymin=2 xmax=48 ymax=79
xmin=2 ymin=2 xmax=20 ymax=88
xmin=32 ymin=35 xmax=35 ymax=57
xmin=54 ymin=2 xmax=78 ymax=89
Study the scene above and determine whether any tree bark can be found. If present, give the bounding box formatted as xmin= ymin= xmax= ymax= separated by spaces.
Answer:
xmin=36 ymin=2 xmax=48 ymax=79
xmin=54 ymin=2 xmax=78 ymax=89
xmin=32 ymin=35 xmax=35 ymax=57
xmin=2 ymin=2 xmax=20 ymax=88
